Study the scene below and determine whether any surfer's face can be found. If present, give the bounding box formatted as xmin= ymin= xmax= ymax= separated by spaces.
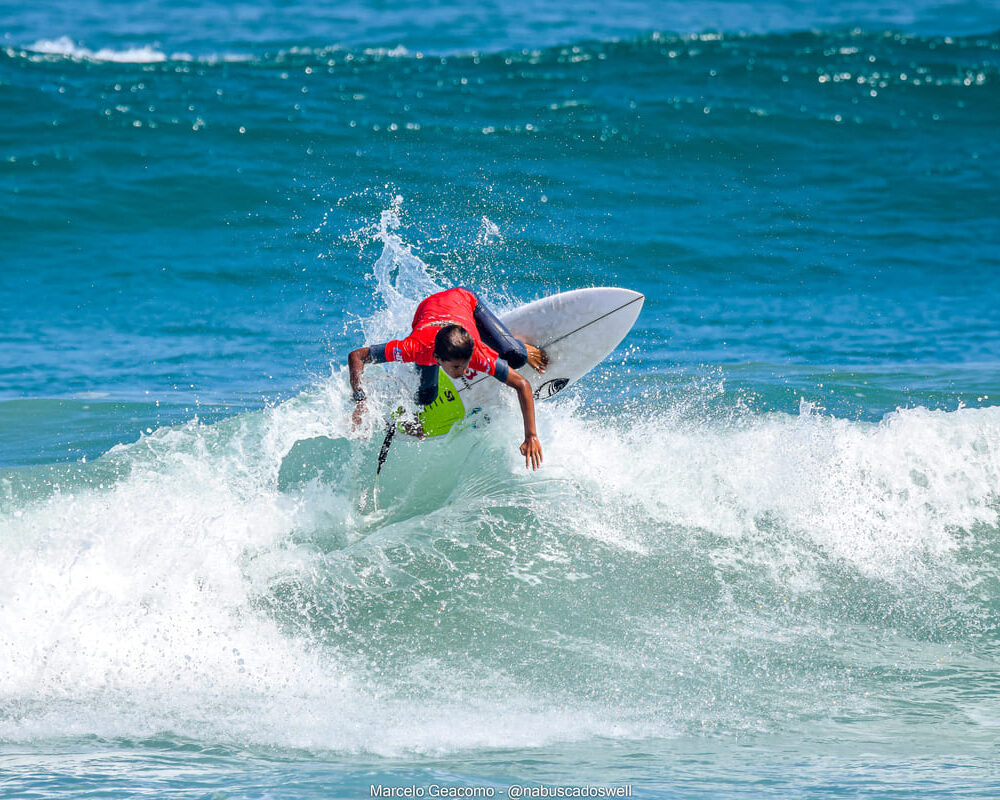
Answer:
xmin=436 ymin=356 xmax=471 ymax=379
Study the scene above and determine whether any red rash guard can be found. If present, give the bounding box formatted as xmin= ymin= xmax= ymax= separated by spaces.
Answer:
xmin=380 ymin=288 xmax=503 ymax=379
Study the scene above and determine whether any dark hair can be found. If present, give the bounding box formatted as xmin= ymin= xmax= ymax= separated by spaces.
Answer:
xmin=434 ymin=324 xmax=474 ymax=362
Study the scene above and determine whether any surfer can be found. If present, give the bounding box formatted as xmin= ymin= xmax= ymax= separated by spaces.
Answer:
xmin=348 ymin=287 xmax=547 ymax=469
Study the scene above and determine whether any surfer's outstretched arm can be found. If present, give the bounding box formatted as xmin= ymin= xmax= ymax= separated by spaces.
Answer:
xmin=504 ymin=370 xmax=543 ymax=470
xmin=348 ymin=346 xmax=373 ymax=394
xmin=348 ymin=346 xmax=373 ymax=427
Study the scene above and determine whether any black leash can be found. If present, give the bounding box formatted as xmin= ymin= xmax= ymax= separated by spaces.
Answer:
xmin=376 ymin=419 xmax=396 ymax=476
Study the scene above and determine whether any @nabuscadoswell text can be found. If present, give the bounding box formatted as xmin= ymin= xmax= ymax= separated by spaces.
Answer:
xmin=371 ymin=785 xmax=633 ymax=798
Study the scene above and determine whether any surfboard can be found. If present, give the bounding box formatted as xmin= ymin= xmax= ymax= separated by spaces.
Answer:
xmin=399 ymin=287 xmax=644 ymax=438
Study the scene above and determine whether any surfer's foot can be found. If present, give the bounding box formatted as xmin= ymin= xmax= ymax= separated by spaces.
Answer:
xmin=526 ymin=344 xmax=548 ymax=374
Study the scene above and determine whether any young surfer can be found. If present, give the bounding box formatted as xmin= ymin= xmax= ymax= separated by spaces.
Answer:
xmin=348 ymin=287 xmax=547 ymax=470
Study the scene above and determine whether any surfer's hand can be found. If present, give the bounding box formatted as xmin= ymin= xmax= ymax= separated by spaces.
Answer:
xmin=520 ymin=434 xmax=543 ymax=470
xmin=526 ymin=345 xmax=548 ymax=374
xmin=351 ymin=400 xmax=366 ymax=431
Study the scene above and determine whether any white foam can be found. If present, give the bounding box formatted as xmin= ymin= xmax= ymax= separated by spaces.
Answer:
xmin=29 ymin=36 xmax=170 ymax=63
xmin=23 ymin=36 xmax=253 ymax=64
xmin=0 ymin=406 xmax=654 ymax=752
xmin=541 ymin=401 xmax=1000 ymax=587
xmin=363 ymin=45 xmax=412 ymax=58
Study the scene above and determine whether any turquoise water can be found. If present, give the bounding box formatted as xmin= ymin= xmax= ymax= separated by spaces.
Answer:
xmin=2 ymin=1 xmax=1000 ymax=797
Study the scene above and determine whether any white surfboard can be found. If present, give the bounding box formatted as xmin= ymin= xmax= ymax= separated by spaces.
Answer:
xmin=399 ymin=287 xmax=644 ymax=438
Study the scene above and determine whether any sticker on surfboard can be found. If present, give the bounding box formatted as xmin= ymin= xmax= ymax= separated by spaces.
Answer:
xmin=534 ymin=378 xmax=569 ymax=399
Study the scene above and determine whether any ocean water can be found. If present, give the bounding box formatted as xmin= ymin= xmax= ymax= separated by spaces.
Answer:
xmin=2 ymin=0 xmax=1000 ymax=797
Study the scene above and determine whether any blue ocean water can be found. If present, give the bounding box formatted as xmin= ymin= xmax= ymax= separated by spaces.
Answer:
xmin=2 ymin=0 xmax=1000 ymax=797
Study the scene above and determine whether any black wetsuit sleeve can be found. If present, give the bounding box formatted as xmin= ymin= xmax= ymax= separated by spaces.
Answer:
xmin=367 ymin=343 xmax=390 ymax=363
xmin=492 ymin=359 xmax=509 ymax=383
xmin=416 ymin=364 xmax=439 ymax=405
